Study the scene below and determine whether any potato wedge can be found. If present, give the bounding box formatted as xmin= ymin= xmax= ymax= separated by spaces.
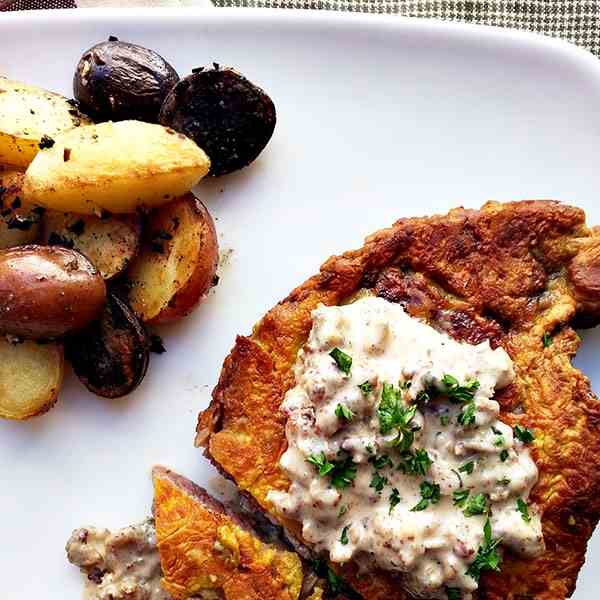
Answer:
xmin=22 ymin=121 xmax=211 ymax=214
xmin=0 ymin=77 xmax=91 ymax=168
xmin=42 ymin=211 xmax=141 ymax=279
xmin=0 ymin=170 xmax=42 ymax=249
xmin=127 ymin=193 xmax=218 ymax=323
xmin=0 ymin=337 xmax=64 ymax=420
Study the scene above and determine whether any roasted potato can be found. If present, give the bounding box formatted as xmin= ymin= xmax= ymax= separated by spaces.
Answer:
xmin=42 ymin=211 xmax=141 ymax=279
xmin=74 ymin=38 xmax=179 ymax=123
xmin=0 ymin=245 xmax=106 ymax=339
xmin=0 ymin=337 xmax=64 ymax=420
xmin=0 ymin=170 xmax=42 ymax=249
xmin=127 ymin=193 xmax=218 ymax=323
xmin=0 ymin=77 xmax=92 ymax=168
xmin=22 ymin=120 xmax=210 ymax=214
xmin=159 ymin=66 xmax=276 ymax=176
xmin=66 ymin=293 xmax=149 ymax=398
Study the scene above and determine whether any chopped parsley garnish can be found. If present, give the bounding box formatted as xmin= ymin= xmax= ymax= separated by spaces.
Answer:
xmin=463 ymin=493 xmax=488 ymax=517
xmin=491 ymin=426 xmax=502 ymax=435
xmin=397 ymin=448 xmax=433 ymax=476
xmin=514 ymin=425 xmax=535 ymax=444
xmin=446 ymin=588 xmax=462 ymax=600
xmin=440 ymin=415 xmax=450 ymax=426
xmin=329 ymin=454 xmax=358 ymax=489
xmin=358 ymin=381 xmax=373 ymax=396
xmin=517 ymin=498 xmax=531 ymax=523
xmin=465 ymin=519 xmax=502 ymax=581
xmin=442 ymin=374 xmax=480 ymax=404
xmin=410 ymin=481 xmax=441 ymax=512
xmin=389 ymin=488 xmax=401 ymax=514
xmin=453 ymin=489 xmax=470 ymax=508
xmin=497 ymin=478 xmax=511 ymax=486
xmin=459 ymin=461 xmax=475 ymax=475
xmin=335 ymin=403 xmax=354 ymax=422
xmin=542 ymin=332 xmax=552 ymax=348
xmin=457 ymin=401 xmax=477 ymax=427
xmin=337 ymin=505 xmax=348 ymax=518
xmin=307 ymin=452 xmax=334 ymax=476
xmin=307 ymin=452 xmax=357 ymax=489
xmin=340 ymin=525 xmax=349 ymax=545
xmin=369 ymin=454 xmax=393 ymax=470
xmin=329 ymin=347 xmax=352 ymax=375
xmin=311 ymin=560 xmax=352 ymax=596
xmin=500 ymin=449 xmax=509 ymax=462
xmin=378 ymin=382 xmax=418 ymax=449
xmin=370 ymin=472 xmax=389 ymax=493
xmin=494 ymin=435 xmax=505 ymax=447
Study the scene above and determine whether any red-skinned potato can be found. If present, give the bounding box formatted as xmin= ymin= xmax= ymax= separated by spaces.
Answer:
xmin=0 ymin=245 xmax=106 ymax=339
xmin=126 ymin=193 xmax=218 ymax=323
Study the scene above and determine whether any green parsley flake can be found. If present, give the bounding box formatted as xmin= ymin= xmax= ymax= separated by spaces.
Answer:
xmin=457 ymin=401 xmax=477 ymax=427
xmin=340 ymin=525 xmax=349 ymax=545
xmin=465 ymin=519 xmax=502 ymax=581
xmin=453 ymin=489 xmax=470 ymax=508
xmin=494 ymin=435 xmax=505 ymax=447
xmin=459 ymin=461 xmax=475 ymax=475
xmin=369 ymin=454 xmax=393 ymax=470
xmin=463 ymin=493 xmax=488 ymax=517
xmin=440 ymin=415 xmax=450 ymax=426
xmin=446 ymin=588 xmax=462 ymax=600
xmin=329 ymin=347 xmax=352 ymax=375
xmin=542 ymin=332 xmax=552 ymax=348
xmin=307 ymin=452 xmax=334 ymax=477
xmin=307 ymin=452 xmax=357 ymax=489
xmin=442 ymin=374 xmax=480 ymax=404
xmin=358 ymin=381 xmax=373 ymax=396
xmin=335 ymin=403 xmax=354 ymax=422
xmin=397 ymin=448 xmax=433 ymax=476
xmin=410 ymin=481 xmax=441 ymax=512
xmin=514 ymin=424 xmax=535 ymax=444
xmin=500 ymin=449 xmax=509 ymax=462
xmin=370 ymin=472 xmax=389 ymax=493
xmin=389 ymin=488 xmax=401 ymax=514
xmin=517 ymin=498 xmax=531 ymax=523
xmin=378 ymin=382 xmax=418 ymax=449
xmin=497 ymin=478 xmax=511 ymax=486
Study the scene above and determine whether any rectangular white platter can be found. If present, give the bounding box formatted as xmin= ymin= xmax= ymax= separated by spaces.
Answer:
xmin=1 ymin=8 xmax=600 ymax=598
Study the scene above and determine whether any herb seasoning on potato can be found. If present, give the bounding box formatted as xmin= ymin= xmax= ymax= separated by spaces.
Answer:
xmin=74 ymin=38 xmax=179 ymax=123
xmin=159 ymin=66 xmax=276 ymax=176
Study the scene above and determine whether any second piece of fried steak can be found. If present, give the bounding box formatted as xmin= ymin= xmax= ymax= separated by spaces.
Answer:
xmin=197 ymin=201 xmax=600 ymax=600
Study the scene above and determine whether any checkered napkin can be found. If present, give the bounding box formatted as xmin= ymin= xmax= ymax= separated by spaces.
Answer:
xmin=2 ymin=0 xmax=600 ymax=59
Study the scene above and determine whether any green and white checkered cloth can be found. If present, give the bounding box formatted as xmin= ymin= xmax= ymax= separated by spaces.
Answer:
xmin=214 ymin=1 xmax=600 ymax=56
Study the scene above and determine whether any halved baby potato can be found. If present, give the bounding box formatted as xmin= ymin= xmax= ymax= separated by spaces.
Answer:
xmin=42 ymin=211 xmax=141 ymax=279
xmin=0 ymin=77 xmax=92 ymax=168
xmin=23 ymin=120 xmax=211 ymax=215
xmin=0 ymin=337 xmax=64 ymax=420
xmin=0 ymin=170 xmax=42 ymax=249
xmin=127 ymin=193 xmax=218 ymax=323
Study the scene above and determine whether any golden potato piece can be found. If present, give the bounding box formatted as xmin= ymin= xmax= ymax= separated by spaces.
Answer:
xmin=0 ymin=337 xmax=64 ymax=420
xmin=42 ymin=211 xmax=141 ymax=279
xmin=0 ymin=170 xmax=41 ymax=249
xmin=127 ymin=193 xmax=218 ymax=323
xmin=0 ymin=77 xmax=91 ymax=168
xmin=22 ymin=121 xmax=210 ymax=215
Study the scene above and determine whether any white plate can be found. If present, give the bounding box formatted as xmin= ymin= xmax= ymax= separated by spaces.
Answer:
xmin=2 ymin=8 xmax=600 ymax=598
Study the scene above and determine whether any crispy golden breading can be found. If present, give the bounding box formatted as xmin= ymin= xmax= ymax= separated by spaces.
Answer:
xmin=152 ymin=466 xmax=304 ymax=600
xmin=197 ymin=201 xmax=600 ymax=599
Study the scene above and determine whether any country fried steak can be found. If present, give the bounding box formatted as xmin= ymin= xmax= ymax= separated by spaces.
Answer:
xmin=197 ymin=200 xmax=600 ymax=600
